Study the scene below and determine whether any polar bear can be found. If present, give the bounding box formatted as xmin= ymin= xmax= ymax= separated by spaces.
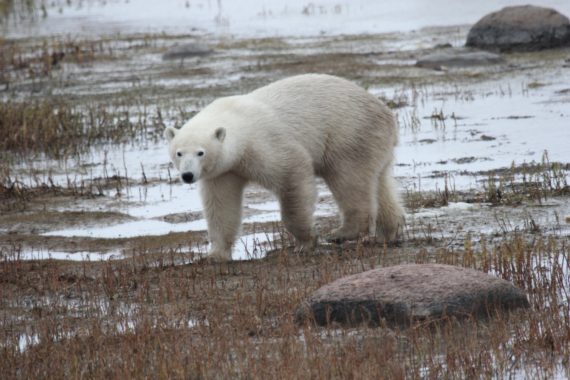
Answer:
xmin=164 ymin=74 xmax=404 ymax=261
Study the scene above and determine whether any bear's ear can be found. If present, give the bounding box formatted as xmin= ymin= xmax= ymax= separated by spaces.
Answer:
xmin=164 ymin=127 xmax=177 ymax=142
xmin=214 ymin=127 xmax=226 ymax=142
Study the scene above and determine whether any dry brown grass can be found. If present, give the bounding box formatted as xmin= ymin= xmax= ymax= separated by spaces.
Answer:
xmin=0 ymin=99 xmax=167 ymax=159
xmin=0 ymin=165 xmax=134 ymax=213
xmin=482 ymin=154 xmax=570 ymax=206
xmin=0 ymin=229 xmax=568 ymax=379
xmin=0 ymin=34 xmax=142 ymax=86
xmin=402 ymin=155 xmax=570 ymax=212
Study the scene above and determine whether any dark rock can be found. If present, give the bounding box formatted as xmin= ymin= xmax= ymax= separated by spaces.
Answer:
xmin=162 ymin=43 xmax=213 ymax=60
xmin=504 ymin=115 xmax=534 ymax=120
xmin=434 ymin=43 xmax=453 ymax=49
xmin=452 ymin=156 xmax=477 ymax=164
xmin=416 ymin=49 xmax=503 ymax=69
xmin=295 ymin=264 xmax=529 ymax=327
xmin=466 ymin=5 xmax=570 ymax=52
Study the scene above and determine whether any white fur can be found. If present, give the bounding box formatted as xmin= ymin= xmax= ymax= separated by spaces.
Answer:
xmin=165 ymin=74 xmax=405 ymax=260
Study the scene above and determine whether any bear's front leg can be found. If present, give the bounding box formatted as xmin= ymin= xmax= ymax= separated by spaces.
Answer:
xmin=200 ymin=173 xmax=247 ymax=261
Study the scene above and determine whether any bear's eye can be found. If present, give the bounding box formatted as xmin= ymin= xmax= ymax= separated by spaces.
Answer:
xmin=197 ymin=150 xmax=205 ymax=157
xmin=176 ymin=151 xmax=183 ymax=157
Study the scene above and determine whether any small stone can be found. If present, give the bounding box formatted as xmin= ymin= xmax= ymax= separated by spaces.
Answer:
xmin=295 ymin=264 xmax=529 ymax=327
xmin=416 ymin=49 xmax=503 ymax=70
xmin=8 ymin=223 xmax=25 ymax=234
xmin=466 ymin=5 xmax=570 ymax=52
xmin=452 ymin=156 xmax=477 ymax=164
xmin=434 ymin=43 xmax=453 ymax=49
xmin=162 ymin=43 xmax=213 ymax=61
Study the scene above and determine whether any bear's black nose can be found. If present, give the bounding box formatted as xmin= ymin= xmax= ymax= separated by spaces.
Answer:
xmin=181 ymin=172 xmax=194 ymax=183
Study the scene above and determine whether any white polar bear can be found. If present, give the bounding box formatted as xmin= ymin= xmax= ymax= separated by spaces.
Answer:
xmin=165 ymin=74 xmax=404 ymax=261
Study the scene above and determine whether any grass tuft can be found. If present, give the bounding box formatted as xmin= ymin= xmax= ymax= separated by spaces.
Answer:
xmin=0 ymin=99 xmax=166 ymax=159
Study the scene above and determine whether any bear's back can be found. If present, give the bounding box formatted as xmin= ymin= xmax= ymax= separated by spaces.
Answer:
xmin=248 ymin=74 xmax=397 ymax=166
xmin=250 ymin=74 xmax=372 ymax=115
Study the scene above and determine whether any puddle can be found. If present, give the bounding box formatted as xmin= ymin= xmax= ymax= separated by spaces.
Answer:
xmin=385 ymin=79 xmax=570 ymax=191
xmin=409 ymin=201 xmax=484 ymax=219
xmin=12 ymin=249 xmax=123 ymax=261
xmin=242 ymin=212 xmax=282 ymax=225
xmin=17 ymin=334 xmax=40 ymax=353
xmin=233 ymin=232 xmax=279 ymax=261
xmin=40 ymin=190 xmax=339 ymax=261
xmin=407 ymin=199 xmax=570 ymax=243
xmin=4 ymin=299 xmax=203 ymax=353
xmin=125 ymin=183 xmax=203 ymax=219
xmin=44 ymin=219 xmax=208 ymax=239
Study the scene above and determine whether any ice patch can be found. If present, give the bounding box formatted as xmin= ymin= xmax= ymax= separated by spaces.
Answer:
xmin=243 ymin=212 xmax=282 ymax=224
xmin=190 ymin=232 xmax=280 ymax=261
xmin=18 ymin=334 xmax=40 ymax=353
xmin=233 ymin=232 xmax=278 ymax=261
xmin=14 ymin=249 xmax=123 ymax=261
xmin=446 ymin=202 xmax=477 ymax=210
xmin=391 ymin=80 xmax=570 ymax=191
xmin=315 ymin=203 xmax=338 ymax=217
xmin=43 ymin=219 xmax=208 ymax=239
xmin=248 ymin=201 xmax=279 ymax=211
xmin=123 ymin=183 xmax=204 ymax=218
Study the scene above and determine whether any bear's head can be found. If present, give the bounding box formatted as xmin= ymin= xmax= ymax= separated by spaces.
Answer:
xmin=164 ymin=124 xmax=226 ymax=184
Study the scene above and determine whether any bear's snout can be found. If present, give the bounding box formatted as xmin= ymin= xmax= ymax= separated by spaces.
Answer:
xmin=181 ymin=172 xmax=195 ymax=184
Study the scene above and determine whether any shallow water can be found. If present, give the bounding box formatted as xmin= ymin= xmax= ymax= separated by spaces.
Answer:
xmin=5 ymin=0 xmax=570 ymax=39
xmin=392 ymin=77 xmax=570 ymax=190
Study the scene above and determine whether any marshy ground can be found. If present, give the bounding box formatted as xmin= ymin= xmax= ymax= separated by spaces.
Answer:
xmin=1 ymin=8 xmax=570 ymax=378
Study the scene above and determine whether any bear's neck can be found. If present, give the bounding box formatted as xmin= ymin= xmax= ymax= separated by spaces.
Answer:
xmin=218 ymin=137 xmax=243 ymax=174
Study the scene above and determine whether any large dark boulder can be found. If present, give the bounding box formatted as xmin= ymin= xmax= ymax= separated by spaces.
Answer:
xmin=466 ymin=5 xmax=570 ymax=52
xmin=295 ymin=264 xmax=529 ymax=327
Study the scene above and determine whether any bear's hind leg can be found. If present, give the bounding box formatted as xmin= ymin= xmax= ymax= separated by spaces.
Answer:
xmin=376 ymin=168 xmax=405 ymax=242
xmin=278 ymin=170 xmax=317 ymax=252
xmin=200 ymin=173 xmax=247 ymax=261
xmin=324 ymin=167 xmax=379 ymax=242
